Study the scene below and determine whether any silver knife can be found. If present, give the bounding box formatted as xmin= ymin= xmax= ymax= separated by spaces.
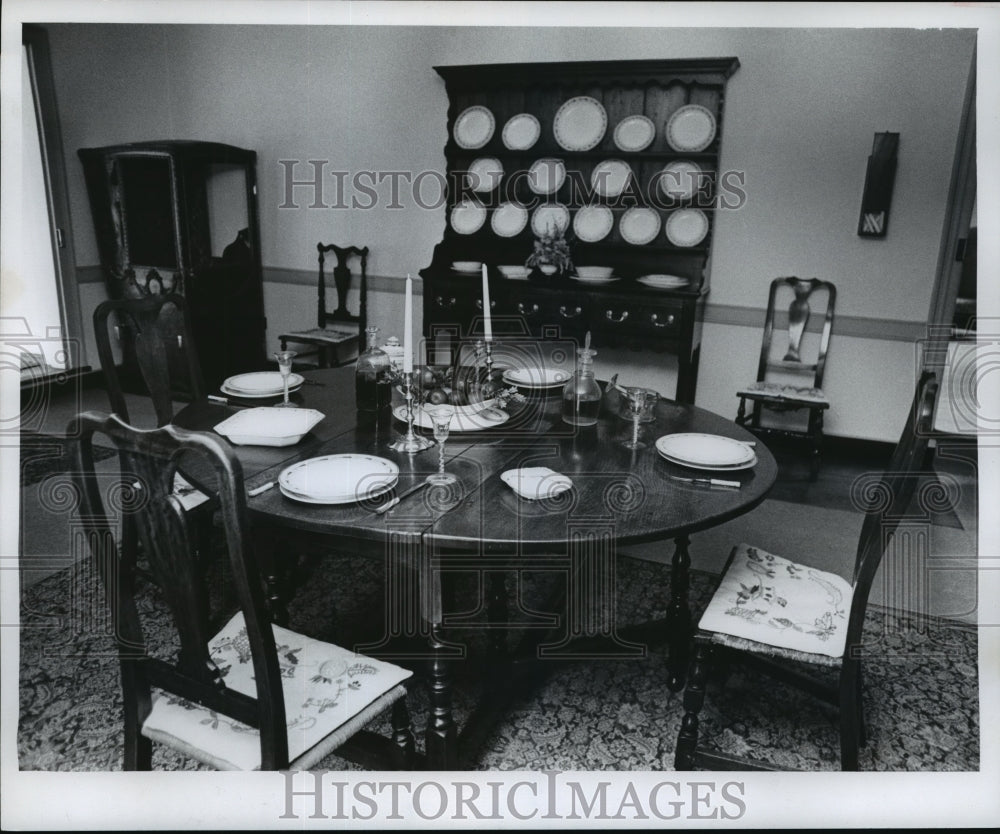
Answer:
xmin=669 ymin=474 xmax=741 ymax=489
xmin=373 ymin=479 xmax=429 ymax=514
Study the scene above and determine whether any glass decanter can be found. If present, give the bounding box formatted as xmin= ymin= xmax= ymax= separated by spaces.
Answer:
xmin=561 ymin=341 xmax=602 ymax=427
xmin=355 ymin=326 xmax=392 ymax=412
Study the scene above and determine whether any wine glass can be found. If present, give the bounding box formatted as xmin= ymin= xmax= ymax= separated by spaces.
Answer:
xmin=273 ymin=350 xmax=298 ymax=408
xmin=423 ymin=403 xmax=457 ymax=485
xmin=622 ymin=386 xmax=648 ymax=450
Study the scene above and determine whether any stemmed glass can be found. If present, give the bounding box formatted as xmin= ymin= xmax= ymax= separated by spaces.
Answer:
xmin=622 ymin=387 xmax=648 ymax=450
xmin=273 ymin=350 xmax=298 ymax=408
xmin=423 ymin=403 xmax=457 ymax=485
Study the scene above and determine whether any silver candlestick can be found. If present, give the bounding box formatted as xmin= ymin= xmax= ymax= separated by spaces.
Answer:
xmin=389 ymin=371 xmax=434 ymax=453
xmin=483 ymin=340 xmax=496 ymax=398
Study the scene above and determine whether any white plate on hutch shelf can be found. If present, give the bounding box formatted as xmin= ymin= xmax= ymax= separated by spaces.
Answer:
xmin=527 ymin=158 xmax=567 ymax=195
xmin=498 ymin=265 xmax=530 ymax=280
xmin=665 ymin=104 xmax=716 ymax=152
xmin=450 ymin=199 xmax=487 ymax=235
xmin=502 ymin=113 xmax=541 ymax=150
xmin=451 ymin=260 xmax=482 ymax=274
xmin=619 ymin=207 xmax=661 ymax=245
xmin=572 ymin=205 xmax=614 ymax=243
xmin=453 ymin=105 xmax=495 ymax=149
xmin=553 ymin=96 xmax=608 ymax=151
xmin=637 ymin=274 xmax=689 ymax=290
xmin=531 ymin=204 xmax=571 ymax=237
xmin=590 ymin=159 xmax=633 ymax=198
xmin=466 ymin=157 xmax=504 ymax=192
xmin=613 ymin=115 xmax=656 ymax=152
xmin=491 ymin=203 xmax=529 ymax=238
xmin=665 ymin=208 xmax=709 ymax=247
xmin=658 ymin=160 xmax=704 ymax=201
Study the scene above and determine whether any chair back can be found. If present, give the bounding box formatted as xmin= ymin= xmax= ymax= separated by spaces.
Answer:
xmin=94 ymin=293 xmax=205 ymax=426
xmin=756 ymin=277 xmax=836 ymax=389
xmin=69 ymin=410 xmax=289 ymax=766
xmin=846 ymin=371 xmax=939 ymax=647
xmin=317 ymin=243 xmax=369 ymax=333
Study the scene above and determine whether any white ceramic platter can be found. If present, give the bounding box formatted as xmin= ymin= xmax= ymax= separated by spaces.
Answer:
xmin=619 ymin=207 xmax=662 ymax=246
xmin=658 ymin=160 xmax=704 ymax=201
xmin=572 ymin=205 xmax=614 ymax=243
xmin=553 ymin=96 xmax=607 ymax=151
xmin=665 ymin=208 xmax=709 ymax=247
xmin=591 ymin=159 xmax=633 ymax=198
xmin=450 ymin=199 xmax=487 ymax=235
xmin=454 ymin=105 xmax=495 ymax=149
xmin=467 ymin=157 xmax=504 ymax=192
xmin=527 ymin=158 xmax=567 ymax=195
xmin=502 ymin=113 xmax=541 ymax=150
xmin=665 ymin=104 xmax=716 ymax=152
xmin=613 ymin=115 xmax=656 ymax=152
xmin=214 ymin=407 xmax=324 ymax=447
xmin=491 ymin=203 xmax=529 ymax=238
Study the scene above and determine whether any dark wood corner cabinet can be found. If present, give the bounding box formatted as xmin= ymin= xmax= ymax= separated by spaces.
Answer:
xmin=421 ymin=58 xmax=739 ymax=403
xmin=78 ymin=140 xmax=266 ymax=390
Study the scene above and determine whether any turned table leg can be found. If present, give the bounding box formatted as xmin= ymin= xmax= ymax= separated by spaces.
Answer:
xmin=425 ymin=624 xmax=458 ymax=770
xmin=666 ymin=533 xmax=693 ymax=691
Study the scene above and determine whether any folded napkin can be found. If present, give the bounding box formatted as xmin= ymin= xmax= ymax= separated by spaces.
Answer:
xmin=501 ymin=467 xmax=573 ymax=500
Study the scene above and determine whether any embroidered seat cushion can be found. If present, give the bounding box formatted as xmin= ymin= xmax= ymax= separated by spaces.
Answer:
xmin=141 ymin=612 xmax=412 ymax=770
xmin=282 ymin=325 xmax=359 ymax=345
xmin=737 ymin=381 xmax=828 ymax=405
xmin=698 ymin=543 xmax=854 ymax=659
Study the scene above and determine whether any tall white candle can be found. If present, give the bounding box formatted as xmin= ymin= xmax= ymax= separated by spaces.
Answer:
xmin=482 ymin=264 xmax=493 ymax=342
xmin=403 ymin=273 xmax=413 ymax=373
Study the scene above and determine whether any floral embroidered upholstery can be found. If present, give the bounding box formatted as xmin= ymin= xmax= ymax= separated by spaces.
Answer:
xmin=141 ymin=612 xmax=412 ymax=770
xmin=736 ymin=381 xmax=829 ymax=405
xmin=698 ymin=543 xmax=854 ymax=659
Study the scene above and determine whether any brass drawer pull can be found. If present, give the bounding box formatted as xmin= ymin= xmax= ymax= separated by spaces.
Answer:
xmin=605 ymin=309 xmax=630 ymax=324
xmin=436 ymin=295 xmax=457 ymax=309
xmin=650 ymin=313 xmax=676 ymax=328
xmin=475 ymin=299 xmax=496 ymax=311
xmin=559 ymin=305 xmax=582 ymax=319
xmin=517 ymin=302 xmax=540 ymax=317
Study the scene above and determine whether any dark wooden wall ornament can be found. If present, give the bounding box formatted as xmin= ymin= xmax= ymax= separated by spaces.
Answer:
xmin=857 ymin=132 xmax=899 ymax=238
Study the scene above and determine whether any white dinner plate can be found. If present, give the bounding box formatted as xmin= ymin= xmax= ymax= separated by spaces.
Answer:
xmin=572 ymin=274 xmax=620 ymax=285
xmin=613 ymin=115 xmax=656 ymax=152
xmin=502 ymin=113 xmax=541 ymax=150
xmin=655 ymin=433 xmax=756 ymax=468
xmin=501 ymin=467 xmax=573 ymax=500
xmin=637 ymin=274 xmax=690 ymax=290
xmin=527 ymin=158 xmax=566 ymax=195
xmin=503 ymin=368 xmax=571 ymax=389
xmin=619 ymin=207 xmax=661 ymax=245
xmin=531 ymin=204 xmax=571 ymax=237
xmin=658 ymin=160 xmax=704 ymax=201
xmin=665 ymin=208 xmax=709 ymax=247
xmin=491 ymin=203 xmax=529 ymax=238
xmin=279 ymin=454 xmax=399 ymax=503
xmin=467 ymin=157 xmax=504 ymax=192
xmin=665 ymin=104 xmax=717 ymax=152
xmin=573 ymin=205 xmax=614 ymax=243
xmin=214 ymin=407 xmax=324 ymax=447
xmin=392 ymin=404 xmax=509 ymax=432
xmin=553 ymin=96 xmax=607 ymax=151
xmin=591 ymin=159 xmax=633 ymax=198
xmin=454 ymin=105 xmax=495 ymax=149
xmin=223 ymin=371 xmax=304 ymax=395
xmin=450 ymin=199 xmax=487 ymax=234
xmin=657 ymin=449 xmax=758 ymax=472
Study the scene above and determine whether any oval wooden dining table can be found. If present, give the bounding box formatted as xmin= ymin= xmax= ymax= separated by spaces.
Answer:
xmin=174 ymin=364 xmax=777 ymax=769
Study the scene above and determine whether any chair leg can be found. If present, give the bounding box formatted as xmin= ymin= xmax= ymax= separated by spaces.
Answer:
xmin=675 ymin=635 xmax=712 ymax=770
xmin=809 ymin=409 xmax=824 ymax=481
xmin=839 ymin=659 xmax=861 ymax=770
xmin=736 ymin=396 xmax=748 ymax=426
xmin=391 ymin=697 xmax=416 ymax=769
xmin=856 ymin=662 xmax=868 ymax=747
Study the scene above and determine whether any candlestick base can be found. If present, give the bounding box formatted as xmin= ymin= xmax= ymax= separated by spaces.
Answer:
xmin=388 ymin=371 xmax=434 ymax=453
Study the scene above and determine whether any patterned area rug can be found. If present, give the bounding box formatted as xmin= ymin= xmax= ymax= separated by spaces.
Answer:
xmin=18 ymin=541 xmax=979 ymax=772
xmin=20 ymin=433 xmax=116 ymax=488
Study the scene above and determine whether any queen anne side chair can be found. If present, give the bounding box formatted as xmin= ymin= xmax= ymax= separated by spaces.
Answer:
xmin=677 ymin=370 xmax=938 ymax=771
xmin=70 ymin=411 xmax=415 ymax=771
xmin=279 ymin=243 xmax=369 ymax=368
xmin=736 ymin=277 xmax=836 ymax=479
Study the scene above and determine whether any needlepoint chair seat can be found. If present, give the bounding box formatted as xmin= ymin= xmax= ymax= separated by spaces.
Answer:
xmin=735 ymin=381 xmax=830 ymax=408
xmin=697 ymin=543 xmax=853 ymax=662
xmin=142 ymin=611 xmax=411 ymax=771
xmin=279 ymin=243 xmax=369 ymax=368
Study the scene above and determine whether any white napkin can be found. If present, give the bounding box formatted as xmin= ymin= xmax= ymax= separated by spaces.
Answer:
xmin=501 ymin=467 xmax=573 ymax=500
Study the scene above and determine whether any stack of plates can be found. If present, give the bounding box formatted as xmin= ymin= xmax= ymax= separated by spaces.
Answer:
xmin=637 ymin=274 xmax=689 ymax=290
xmin=655 ymin=433 xmax=757 ymax=471
xmin=392 ymin=403 xmax=509 ymax=432
xmin=279 ymin=454 xmax=399 ymax=505
xmin=502 ymin=368 xmax=571 ymax=389
xmin=222 ymin=372 xmax=303 ymax=399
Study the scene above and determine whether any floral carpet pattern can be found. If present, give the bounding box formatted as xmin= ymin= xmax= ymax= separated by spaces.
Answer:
xmin=18 ymin=542 xmax=979 ymax=772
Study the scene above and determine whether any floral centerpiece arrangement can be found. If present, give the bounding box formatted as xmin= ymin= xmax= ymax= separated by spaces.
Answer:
xmin=525 ymin=226 xmax=574 ymax=276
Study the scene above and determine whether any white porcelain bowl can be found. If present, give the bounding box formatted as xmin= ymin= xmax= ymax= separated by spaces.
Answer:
xmin=575 ymin=266 xmax=614 ymax=279
xmin=451 ymin=261 xmax=482 ymax=273
xmin=498 ymin=265 xmax=529 ymax=280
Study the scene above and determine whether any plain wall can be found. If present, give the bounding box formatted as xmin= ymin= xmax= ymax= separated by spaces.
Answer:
xmin=46 ymin=24 xmax=976 ymax=440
